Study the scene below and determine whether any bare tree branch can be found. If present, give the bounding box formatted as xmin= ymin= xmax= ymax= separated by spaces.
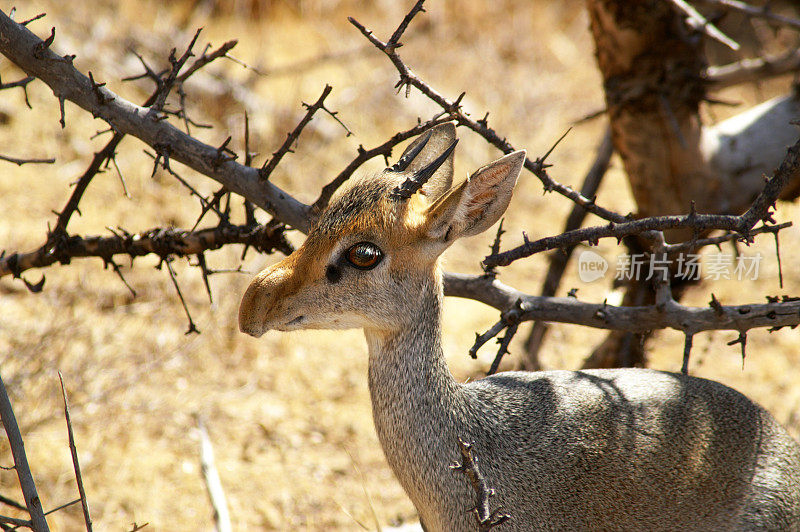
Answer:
xmin=0 ymin=74 xmax=34 ymax=107
xmin=0 ymin=494 xmax=27 ymax=512
xmin=483 ymin=208 xmax=793 ymax=269
xmin=483 ymin=130 xmax=800 ymax=269
xmin=149 ymin=29 xmax=201 ymax=113
xmin=0 ymin=371 xmax=49 ymax=532
xmin=18 ymin=12 xmax=46 ymax=27
xmin=55 ymin=135 xmax=124 ymax=234
xmin=662 ymin=221 xmax=791 ymax=254
xmin=58 ymin=374 xmax=92 ymax=532
xmin=386 ymin=0 xmax=426 ymax=50
xmin=695 ymin=0 xmax=800 ymax=31
xmin=175 ymin=40 xmax=237 ymax=84
xmin=348 ymin=6 xmax=633 ymax=225
xmin=445 ymin=273 xmax=800 ymax=337
xmin=0 ymin=154 xmax=54 ymax=166
xmin=164 ymin=257 xmax=199 ymax=334
xmin=195 ymin=416 xmax=231 ymax=532
xmin=42 ymin=499 xmax=80 ymax=518
xmin=0 ymin=223 xmax=291 ymax=279
xmin=705 ymin=49 xmax=800 ymax=89
xmin=523 ymin=129 xmax=613 ymax=368
xmin=0 ymin=514 xmax=32 ymax=528
xmin=667 ymin=0 xmax=741 ymax=50
xmin=260 ymin=84 xmax=332 ymax=178
xmin=0 ymin=11 xmax=312 ymax=231
xmin=450 ymin=439 xmax=510 ymax=531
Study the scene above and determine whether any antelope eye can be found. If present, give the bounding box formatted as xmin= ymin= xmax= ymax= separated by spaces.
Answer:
xmin=345 ymin=242 xmax=383 ymax=270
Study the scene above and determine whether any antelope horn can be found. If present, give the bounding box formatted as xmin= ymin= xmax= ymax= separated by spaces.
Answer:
xmin=388 ymin=129 xmax=433 ymax=172
xmin=390 ymin=139 xmax=458 ymax=201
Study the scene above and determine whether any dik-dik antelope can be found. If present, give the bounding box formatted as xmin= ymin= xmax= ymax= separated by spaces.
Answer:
xmin=239 ymin=123 xmax=800 ymax=531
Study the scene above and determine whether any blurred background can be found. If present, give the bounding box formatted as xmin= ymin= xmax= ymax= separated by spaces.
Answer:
xmin=0 ymin=0 xmax=799 ymax=529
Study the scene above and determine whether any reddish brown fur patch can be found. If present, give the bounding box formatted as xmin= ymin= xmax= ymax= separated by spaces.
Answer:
xmin=477 ymin=165 xmax=507 ymax=186
xmin=242 ymin=169 xmax=442 ymax=331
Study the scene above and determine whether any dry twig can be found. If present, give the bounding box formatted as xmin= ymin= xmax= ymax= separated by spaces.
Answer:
xmin=667 ymin=0 xmax=741 ymax=50
xmin=0 ymin=371 xmax=49 ymax=531
xmin=451 ymin=439 xmax=510 ymax=530
xmin=0 ymin=223 xmax=291 ymax=280
xmin=58 ymin=374 xmax=92 ymax=532
xmin=260 ymin=84 xmax=333 ymax=178
xmin=695 ymin=0 xmax=800 ymax=31
xmin=0 ymin=12 xmax=312 ymax=230
xmin=195 ymin=416 xmax=232 ymax=532
xmin=0 ymin=154 xmax=54 ymax=166
xmin=706 ymin=49 xmax=800 ymax=89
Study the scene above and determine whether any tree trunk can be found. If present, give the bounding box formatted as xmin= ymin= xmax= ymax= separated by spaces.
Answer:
xmin=581 ymin=0 xmax=799 ymax=368
xmin=588 ymin=0 xmax=721 ymax=225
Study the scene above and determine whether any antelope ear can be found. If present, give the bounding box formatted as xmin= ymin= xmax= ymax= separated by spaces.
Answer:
xmin=395 ymin=122 xmax=457 ymax=199
xmin=424 ymin=151 xmax=526 ymax=242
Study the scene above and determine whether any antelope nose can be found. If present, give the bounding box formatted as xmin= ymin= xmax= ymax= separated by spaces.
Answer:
xmin=238 ymin=281 xmax=267 ymax=337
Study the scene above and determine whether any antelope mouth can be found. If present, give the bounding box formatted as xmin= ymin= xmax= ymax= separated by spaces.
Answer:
xmin=240 ymin=322 xmax=265 ymax=338
xmin=285 ymin=315 xmax=305 ymax=327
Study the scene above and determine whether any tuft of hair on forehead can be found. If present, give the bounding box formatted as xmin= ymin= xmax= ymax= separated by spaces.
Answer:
xmin=314 ymin=172 xmax=399 ymax=235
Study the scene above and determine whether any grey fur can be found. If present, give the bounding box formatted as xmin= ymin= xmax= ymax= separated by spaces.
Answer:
xmin=366 ymin=279 xmax=800 ymax=531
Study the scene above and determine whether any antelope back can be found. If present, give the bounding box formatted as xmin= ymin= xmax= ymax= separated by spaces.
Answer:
xmin=239 ymin=123 xmax=526 ymax=337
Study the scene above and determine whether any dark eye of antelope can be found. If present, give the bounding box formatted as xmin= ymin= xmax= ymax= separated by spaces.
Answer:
xmin=345 ymin=242 xmax=383 ymax=270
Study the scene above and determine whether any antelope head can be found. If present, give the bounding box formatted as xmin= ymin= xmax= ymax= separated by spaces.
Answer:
xmin=239 ymin=122 xmax=525 ymax=337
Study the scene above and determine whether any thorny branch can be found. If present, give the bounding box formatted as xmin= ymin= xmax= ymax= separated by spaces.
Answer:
xmin=451 ymin=439 xmax=510 ymax=531
xmin=523 ymin=129 xmax=613 ymax=366
xmin=0 ymin=371 xmax=49 ymax=531
xmin=58 ymin=374 xmax=92 ymax=532
xmin=444 ymin=273 xmax=800 ymax=338
xmin=0 ymin=11 xmax=312 ymax=230
xmin=348 ymin=8 xmax=629 ymax=226
xmin=149 ymin=29 xmax=201 ymax=114
xmin=0 ymin=154 xmax=54 ymax=166
xmin=0 ymin=14 xmax=299 ymax=313
xmin=481 ymin=209 xmax=795 ymax=269
xmin=164 ymin=257 xmax=199 ymax=335
xmin=0 ymin=223 xmax=292 ymax=279
xmin=312 ymin=115 xmax=455 ymax=212
xmin=260 ymin=84 xmax=333 ymax=179
xmin=1 ymin=3 xmax=800 ymax=372
xmin=0 ymin=73 xmax=34 ymax=107
xmin=353 ymin=0 xmax=800 ymax=252
xmin=54 ymin=134 xmax=125 ymax=235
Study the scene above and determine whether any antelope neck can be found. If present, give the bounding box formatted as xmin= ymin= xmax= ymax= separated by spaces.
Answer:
xmin=363 ymin=275 xmax=464 ymax=507
xmin=364 ymin=277 xmax=460 ymax=410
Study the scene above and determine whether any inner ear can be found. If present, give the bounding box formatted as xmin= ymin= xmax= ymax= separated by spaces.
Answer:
xmin=424 ymin=150 xmax=526 ymax=243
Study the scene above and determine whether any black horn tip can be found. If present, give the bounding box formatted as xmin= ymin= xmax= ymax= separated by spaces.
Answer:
xmin=388 ymin=129 xmax=434 ymax=173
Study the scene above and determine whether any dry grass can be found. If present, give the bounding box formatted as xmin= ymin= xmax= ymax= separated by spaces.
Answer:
xmin=0 ymin=0 xmax=798 ymax=529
